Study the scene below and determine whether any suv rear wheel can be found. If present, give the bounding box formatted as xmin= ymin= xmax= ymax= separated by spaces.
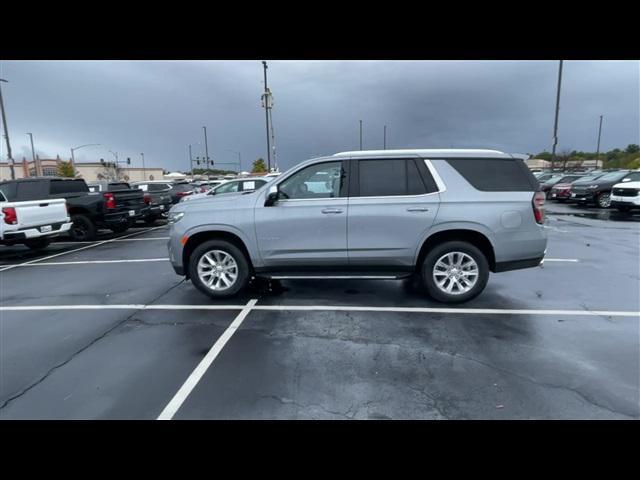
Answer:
xmin=421 ymin=241 xmax=489 ymax=303
xmin=189 ymin=240 xmax=250 ymax=298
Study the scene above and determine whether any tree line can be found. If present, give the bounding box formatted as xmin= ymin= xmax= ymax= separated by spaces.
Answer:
xmin=532 ymin=144 xmax=640 ymax=170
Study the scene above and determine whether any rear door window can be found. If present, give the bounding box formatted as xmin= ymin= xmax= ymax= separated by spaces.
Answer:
xmin=445 ymin=158 xmax=538 ymax=191
xmin=16 ymin=181 xmax=46 ymax=199
xmin=50 ymin=179 xmax=89 ymax=194
xmin=356 ymin=159 xmax=435 ymax=197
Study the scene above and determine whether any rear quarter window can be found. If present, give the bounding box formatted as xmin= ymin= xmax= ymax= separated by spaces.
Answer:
xmin=445 ymin=158 xmax=538 ymax=192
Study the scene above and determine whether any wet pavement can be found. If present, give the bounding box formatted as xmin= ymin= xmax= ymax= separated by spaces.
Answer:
xmin=0 ymin=205 xmax=638 ymax=419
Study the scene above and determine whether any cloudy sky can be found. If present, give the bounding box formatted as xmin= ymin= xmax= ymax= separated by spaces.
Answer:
xmin=0 ymin=60 xmax=638 ymax=173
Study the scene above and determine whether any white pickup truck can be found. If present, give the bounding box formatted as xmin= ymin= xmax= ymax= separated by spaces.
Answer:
xmin=0 ymin=190 xmax=73 ymax=250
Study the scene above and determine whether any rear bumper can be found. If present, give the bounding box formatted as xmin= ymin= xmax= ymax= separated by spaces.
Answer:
xmin=2 ymin=221 xmax=72 ymax=241
xmin=103 ymin=207 xmax=150 ymax=225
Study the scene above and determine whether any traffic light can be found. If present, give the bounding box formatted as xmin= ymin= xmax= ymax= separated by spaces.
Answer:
xmin=126 ymin=157 xmax=131 ymax=165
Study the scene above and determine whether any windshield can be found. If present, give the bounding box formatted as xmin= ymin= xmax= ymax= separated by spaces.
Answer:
xmin=622 ymin=171 xmax=640 ymax=182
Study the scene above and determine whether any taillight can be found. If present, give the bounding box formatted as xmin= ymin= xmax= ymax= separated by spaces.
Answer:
xmin=143 ymin=193 xmax=151 ymax=205
xmin=533 ymin=191 xmax=545 ymax=224
xmin=200 ymin=187 xmax=207 ymax=193
xmin=103 ymin=192 xmax=116 ymax=209
xmin=2 ymin=207 xmax=17 ymax=225
xmin=176 ymin=191 xmax=191 ymax=197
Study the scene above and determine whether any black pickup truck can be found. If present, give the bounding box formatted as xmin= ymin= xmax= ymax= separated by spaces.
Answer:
xmin=0 ymin=177 xmax=149 ymax=241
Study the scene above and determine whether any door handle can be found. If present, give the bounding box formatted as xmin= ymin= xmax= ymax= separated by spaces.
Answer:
xmin=321 ymin=208 xmax=343 ymax=214
xmin=406 ymin=207 xmax=429 ymax=212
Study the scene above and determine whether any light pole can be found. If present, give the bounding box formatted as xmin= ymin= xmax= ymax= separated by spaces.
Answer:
xmin=359 ymin=120 xmax=363 ymax=150
xmin=202 ymin=126 xmax=210 ymax=171
xmin=71 ymin=143 xmax=100 ymax=177
xmin=0 ymin=78 xmax=16 ymax=179
xmin=141 ymin=152 xmax=146 ymax=180
xmin=26 ymin=132 xmax=39 ymax=176
xmin=383 ymin=125 xmax=387 ymax=150
xmin=189 ymin=144 xmax=193 ymax=175
xmin=550 ymin=60 xmax=563 ymax=172
xmin=596 ymin=115 xmax=604 ymax=169
xmin=261 ymin=61 xmax=271 ymax=172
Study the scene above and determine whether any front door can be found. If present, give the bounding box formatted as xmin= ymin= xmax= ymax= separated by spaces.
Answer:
xmin=254 ymin=160 xmax=348 ymax=269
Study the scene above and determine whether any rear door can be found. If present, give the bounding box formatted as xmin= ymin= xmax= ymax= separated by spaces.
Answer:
xmin=347 ymin=157 xmax=441 ymax=268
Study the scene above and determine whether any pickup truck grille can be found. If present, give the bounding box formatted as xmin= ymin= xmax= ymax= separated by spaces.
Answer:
xmin=612 ymin=188 xmax=639 ymax=197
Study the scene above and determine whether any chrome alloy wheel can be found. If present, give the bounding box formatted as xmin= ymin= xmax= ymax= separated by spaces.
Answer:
xmin=197 ymin=250 xmax=239 ymax=291
xmin=432 ymin=251 xmax=479 ymax=295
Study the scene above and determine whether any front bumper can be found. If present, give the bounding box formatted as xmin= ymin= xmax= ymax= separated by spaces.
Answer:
xmin=569 ymin=191 xmax=596 ymax=203
xmin=610 ymin=195 xmax=640 ymax=206
xmin=2 ymin=221 xmax=72 ymax=241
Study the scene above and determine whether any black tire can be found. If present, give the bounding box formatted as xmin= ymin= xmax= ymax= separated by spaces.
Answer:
xmin=421 ymin=240 xmax=489 ymax=304
xmin=110 ymin=221 xmax=131 ymax=234
xmin=69 ymin=214 xmax=96 ymax=241
xmin=24 ymin=238 xmax=51 ymax=250
xmin=596 ymin=191 xmax=611 ymax=209
xmin=189 ymin=240 xmax=250 ymax=298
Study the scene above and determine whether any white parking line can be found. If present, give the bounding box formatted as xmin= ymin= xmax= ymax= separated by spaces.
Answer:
xmin=0 ymin=226 xmax=167 ymax=273
xmin=0 ymin=258 xmax=169 ymax=267
xmin=0 ymin=303 xmax=637 ymax=317
xmin=54 ymin=237 xmax=169 ymax=245
xmin=156 ymin=298 xmax=259 ymax=420
xmin=543 ymin=258 xmax=580 ymax=262
xmin=0 ymin=257 xmax=580 ymax=268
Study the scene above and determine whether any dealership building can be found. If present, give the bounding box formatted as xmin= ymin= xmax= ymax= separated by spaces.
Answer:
xmin=0 ymin=157 xmax=165 ymax=182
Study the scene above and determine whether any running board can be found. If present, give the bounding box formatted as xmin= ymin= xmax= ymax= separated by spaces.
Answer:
xmin=258 ymin=272 xmax=413 ymax=280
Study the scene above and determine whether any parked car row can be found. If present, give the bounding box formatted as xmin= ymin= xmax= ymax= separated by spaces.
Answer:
xmin=539 ymin=170 xmax=640 ymax=210
xmin=0 ymin=173 xmax=282 ymax=250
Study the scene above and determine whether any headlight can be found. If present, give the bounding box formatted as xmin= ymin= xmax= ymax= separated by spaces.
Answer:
xmin=587 ymin=184 xmax=599 ymax=189
xmin=168 ymin=211 xmax=185 ymax=224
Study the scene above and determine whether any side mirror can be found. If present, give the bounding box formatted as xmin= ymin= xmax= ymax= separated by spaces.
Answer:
xmin=264 ymin=185 xmax=279 ymax=206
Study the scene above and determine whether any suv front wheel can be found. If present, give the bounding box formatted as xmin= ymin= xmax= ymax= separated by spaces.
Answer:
xmin=189 ymin=240 xmax=250 ymax=298
xmin=421 ymin=241 xmax=489 ymax=303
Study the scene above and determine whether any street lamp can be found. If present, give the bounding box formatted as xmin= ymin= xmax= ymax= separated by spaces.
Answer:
xmin=141 ymin=152 xmax=146 ymax=180
xmin=26 ymin=133 xmax=38 ymax=176
xmin=71 ymin=143 xmax=100 ymax=177
xmin=0 ymin=78 xmax=16 ymax=179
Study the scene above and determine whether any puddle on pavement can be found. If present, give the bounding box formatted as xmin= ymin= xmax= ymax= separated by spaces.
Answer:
xmin=549 ymin=210 xmax=640 ymax=223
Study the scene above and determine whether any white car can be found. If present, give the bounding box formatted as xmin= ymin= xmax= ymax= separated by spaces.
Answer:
xmin=0 ymin=189 xmax=72 ymax=250
xmin=610 ymin=171 xmax=640 ymax=212
xmin=180 ymin=178 xmax=270 ymax=202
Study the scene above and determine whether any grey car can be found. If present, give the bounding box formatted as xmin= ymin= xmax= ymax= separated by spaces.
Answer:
xmin=167 ymin=149 xmax=547 ymax=303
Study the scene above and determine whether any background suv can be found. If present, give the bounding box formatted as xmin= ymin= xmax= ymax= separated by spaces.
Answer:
xmin=167 ymin=149 xmax=547 ymax=303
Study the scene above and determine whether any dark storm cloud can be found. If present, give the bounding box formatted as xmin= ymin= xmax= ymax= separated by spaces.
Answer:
xmin=1 ymin=60 xmax=638 ymax=173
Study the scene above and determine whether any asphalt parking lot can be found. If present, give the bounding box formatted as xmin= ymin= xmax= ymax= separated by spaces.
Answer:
xmin=1 ymin=205 xmax=639 ymax=420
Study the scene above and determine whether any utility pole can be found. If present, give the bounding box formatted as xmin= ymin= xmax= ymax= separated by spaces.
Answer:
xmin=141 ymin=152 xmax=146 ymax=181
xmin=189 ymin=144 xmax=193 ymax=175
xmin=27 ymin=132 xmax=40 ymax=176
xmin=550 ymin=60 xmax=564 ymax=172
xmin=596 ymin=115 xmax=604 ymax=169
xmin=262 ymin=61 xmax=271 ymax=172
xmin=0 ymin=79 xmax=16 ymax=179
xmin=383 ymin=125 xmax=387 ymax=150
xmin=203 ymin=126 xmax=210 ymax=171
xmin=359 ymin=120 xmax=363 ymax=150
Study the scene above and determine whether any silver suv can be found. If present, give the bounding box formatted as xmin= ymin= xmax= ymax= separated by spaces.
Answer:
xmin=167 ymin=149 xmax=547 ymax=303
